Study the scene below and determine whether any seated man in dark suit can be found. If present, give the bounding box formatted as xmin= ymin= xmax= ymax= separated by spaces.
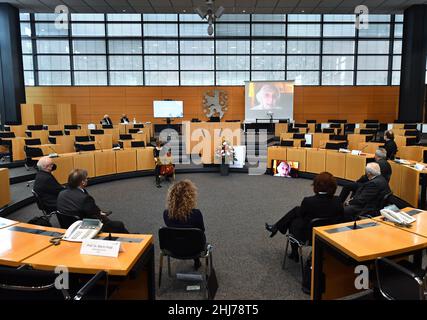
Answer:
xmin=57 ymin=169 xmax=129 ymax=233
xmin=343 ymin=162 xmax=391 ymax=220
xmin=339 ymin=148 xmax=392 ymax=203
xmin=100 ymin=114 xmax=113 ymax=125
xmin=33 ymin=156 xmax=64 ymax=213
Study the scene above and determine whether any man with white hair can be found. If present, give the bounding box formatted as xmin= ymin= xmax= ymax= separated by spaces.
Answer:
xmin=343 ymin=162 xmax=391 ymax=220
xmin=100 ymin=114 xmax=113 ymax=125
xmin=33 ymin=156 xmax=64 ymax=213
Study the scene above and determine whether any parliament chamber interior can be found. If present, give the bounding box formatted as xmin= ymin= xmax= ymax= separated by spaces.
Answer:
xmin=1 ymin=0 xmax=427 ymax=305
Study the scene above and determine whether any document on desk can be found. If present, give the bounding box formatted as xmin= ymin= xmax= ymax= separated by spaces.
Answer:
xmin=81 ymin=239 xmax=122 ymax=258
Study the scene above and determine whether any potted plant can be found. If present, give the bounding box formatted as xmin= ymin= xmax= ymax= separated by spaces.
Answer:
xmin=215 ymin=139 xmax=236 ymax=176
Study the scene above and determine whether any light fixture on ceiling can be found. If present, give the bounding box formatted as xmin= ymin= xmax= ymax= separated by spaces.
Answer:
xmin=195 ymin=0 xmax=225 ymax=36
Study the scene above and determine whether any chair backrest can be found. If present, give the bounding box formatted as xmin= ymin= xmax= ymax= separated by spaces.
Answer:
xmin=102 ymin=124 xmax=113 ymax=129
xmin=366 ymin=124 xmax=379 ymax=129
xmin=323 ymin=128 xmax=334 ymax=134
xmin=32 ymin=190 xmax=50 ymax=215
xmin=281 ymin=140 xmax=294 ymax=147
xmin=328 ymin=119 xmax=347 ymax=123
xmin=25 ymin=138 xmax=41 ymax=145
xmin=329 ymin=123 xmax=341 ymax=128
xmin=191 ymin=118 xmax=200 ymax=122
xmin=294 ymin=123 xmax=308 ymax=128
xmin=306 ymin=120 xmax=316 ymax=123
xmin=325 ymin=142 xmax=343 ymax=150
xmin=379 ymin=192 xmax=393 ymax=210
xmin=64 ymin=125 xmax=79 ymax=129
xmin=133 ymin=124 xmax=144 ymax=128
xmin=49 ymin=130 xmax=63 ymax=136
xmin=158 ymin=227 xmax=206 ymax=259
xmin=0 ymin=132 xmax=15 ymax=138
xmin=329 ymin=134 xmax=347 ymax=141
xmin=306 ymin=216 xmax=341 ymax=243
xmin=287 ymin=128 xmax=299 ymax=133
xmin=293 ymin=133 xmax=305 ymax=139
xmin=404 ymin=130 xmax=418 ymax=137
xmin=27 ymin=125 xmax=44 ymax=131
xmin=56 ymin=211 xmax=81 ymax=229
xmin=90 ymin=129 xmax=104 ymax=135
xmin=406 ymin=137 xmax=418 ymax=146
xmin=131 ymin=141 xmax=145 ymax=148
xmin=75 ymin=136 xmax=91 ymax=142
xmin=360 ymin=129 xmax=376 ymax=135
xmin=24 ymin=146 xmax=43 ymax=158
xmin=404 ymin=124 xmax=417 ymax=129
xmin=75 ymin=143 xmax=96 ymax=152
xmin=128 ymin=128 xmax=139 ymax=134
xmin=119 ymin=134 xmax=132 ymax=140
xmin=364 ymin=119 xmax=379 ymax=123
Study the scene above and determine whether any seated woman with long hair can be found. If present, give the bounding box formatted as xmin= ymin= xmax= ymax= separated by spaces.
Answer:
xmin=164 ymin=179 xmax=205 ymax=270
xmin=265 ymin=172 xmax=343 ymax=261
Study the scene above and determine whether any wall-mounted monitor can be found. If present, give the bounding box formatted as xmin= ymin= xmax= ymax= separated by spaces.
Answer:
xmin=153 ymin=100 xmax=184 ymax=118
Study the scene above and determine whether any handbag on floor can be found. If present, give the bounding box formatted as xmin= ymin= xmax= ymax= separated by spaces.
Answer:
xmin=207 ymin=267 xmax=218 ymax=300
xmin=27 ymin=215 xmax=52 ymax=227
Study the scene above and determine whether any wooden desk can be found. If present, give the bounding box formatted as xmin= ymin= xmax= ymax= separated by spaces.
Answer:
xmin=325 ymin=150 xmax=346 ymax=179
xmin=0 ymin=168 xmax=11 ymax=209
xmin=5 ymin=125 xmax=26 ymax=137
xmin=38 ymin=144 xmax=64 ymax=155
xmin=347 ymin=134 xmax=373 ymax=150
xmin=397 ymin=145 xmax=427 ymax=162
xmin=286 ymin=147 xmax=307 ymax=171
xmin=26 ymin=130 xmax=49 ymax=144
xmin=91 ymin=134 xmax=113 ymax=150
xmin=136 ymin=147 xmax=155 ymax=171
xmin=23 ymin=233 xmax=155 ymax=300
xmin=51 ymin=154 xmax=75 ymax=184
xmin=49 ymin=135 xmax=75 ymax=153
xmin=0 ymin=223 xmax=63 ymax=267
xmin=374 ymin=207 xmax=427 ymax=238
xmin=399 ymin=165 xmax=420 ymax=207
xmin=3 ymin=137 xmax=25 ymax=161
xmin=311 ymin=133 xmax=329 ymax=148
xmin=118 ymin=139 xmax=134 ymax=149
xmin=0 ymin=217 xmax=18 ymax=229
xmin=306 ymin=149 xmax=326 ymax=174
xmin=115 ymin=149 xmax=137 ymax=173
xmin=311 ymin=219 xmax=427 ymax=300
xmin=357 ymin=142 xmax=384 ymax=154
xmin=267 ymin=146 xmax=287 ymax=169
xmin=344 ymin=153 xmax=374 ymax=181
xmin=275 ymin=123 xmax=288 ymax=136
xmin=94 ymin=150 xmax=116 ymax=176
xmin=73 ymin=152 xmax=96 ymax=177
xmin=65 ymin=128 xmax=87 ymax=136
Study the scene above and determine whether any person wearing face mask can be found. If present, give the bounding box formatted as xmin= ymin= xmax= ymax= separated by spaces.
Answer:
xmin=57 ymin=169 xmax=129 ymax=233
xmin=153 ymin=140 xmax=163 ymax=188
xmin=33 ymin=156 xmax=64 ymax=213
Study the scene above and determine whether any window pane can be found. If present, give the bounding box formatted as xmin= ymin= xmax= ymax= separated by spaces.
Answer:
xmin=71 ymin=14 xmax=104 ymax=21
xmin=181 ymin=71 xmax=214 ymax=85
xmin=39 ymin=71 xmax=71 ymax=85
xmin=181 ymin=56 xmax=214 ymax=70
xmin=288 ymin=14 xmax=320 ymax=22
xmin=109 ymin=40 xmax=142 ymax=54
xmin=287 ymin=71 xmax=319 ymax=85
xmin=322 ymin=56 xmax=354 ymax=70
xmin=144 ymin=40 xmax=178 ymax=54
xmin=251 ymin=71 xmax=285 ymax=81
xmin=393 ymin=40 xmax=402 ymax=54
xmin=216 ymin=71 xmax=249 ymax=85
xmin=369 ymin=15 xmax=391 ymax=22
xmin=72 ymin=24 xmax=105 ymax=36
xmin=323 ymin=40 xmax=354 ymax=54
xmin=145 ymin=71 xmax=179 ymax=85
xmin=394 ymin=24 xmax=403 ymax=38
xmin=252 ymin=40 xmax=285 ymax=54
xmin=34 ymin=13 xmax=57 ymax=21
xmin=37 ymin=40 xmax=69 ymax=53
xmin=216 ymin=24 xmax=250 ymax=37
xmin=323 ymin=24 xmax=355 ymax=37
xmin=20 ymin=23 xmax=31 ymax=36
xmin=357 ymin=56 xmax=388 ymax=70
xmin=392 ymin=71 xmax=401 ymax=85
xmin=143 ymin=14 xmax=177 ymax=22
xmin=358 ymin=24 xmax=390 ymax=37
xmin=73 ymin=56 xmax=106 ymax=70
xmin=252 ymin=56 xmax=286 ymax=70
xmin=252 ymin=14 xmax=285 ymax=22
xmin=180 ymin=40 xmax=214 ymax=54
xmin=322 ymin=71 xmax=354 ymax=85
xmin=357 ymin=71 xmax=388 ymax=85
xmin=179 ymin=14 xmax=203 ymax=22
xmin=144 ymin=56 xmax=178 ymax=70
xmin=216 ymin=40 xmax=249 ymax=54
xmin=217 ymin=14 xmax=250 ymax=22
xmin=20 ymin=13 xmax=30 ymax=21
xmin=108 ymin=24 xmax=141 ymax=37
xmin=395 ymin=15 xmax=404 ymax=22
xmin=288 ymin=24 xmax=320 ymax=37
xmin=216 ymin=56 xmax=250 ymax=70
xmin=287 ymin=56 xmax=320 ymax=70
xmin=110 ymin=72 xmax=143 ymax=85
xmin=180 ymin=24 xmax=212 ymax=37
xmin=109 ymin=56 xmax=143 ymax=70
xmin=252 ymin=24 xmax=286 ymax=36
xmin=73 ymin=40 xmax=106 ymax=54
xmin=74 ymin=71 xmax=107 ymax=85
xmin=36 ymin=23 xmax=68 ymax=36
xmin=287 ymin=40 xmax=320 ymax=54
xmin=107 ymin=14 xmax=141 ymax=21
xmin=143 ymin=24 xmax=178 ymax=37
xmin=37 ymin=56 xmax=70 ymax=70
xmin=21 ymin=40 xmax=33 ymax=54
xmin=24 ymin=71 xmax=34 ymax=86
xmin=22 ymin=55 xmax=33 ymax=70
xmin=323 ymin=15 xmax=355 ymax=22
xmin=358 ymin=40 xmax=389 ymax=54
xmin=393 ymin=56 xmax=401 ymax=70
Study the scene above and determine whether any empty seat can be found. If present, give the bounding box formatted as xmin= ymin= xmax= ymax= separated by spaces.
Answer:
xmin=281 ymin=140 xmax=294 ymax=147
xmin=329 ymin=123 xmax=341 ymax=128
xmin=360 ymin=129 xmax=376 ymax=134
xmin=90 ymin=129 xmax=104 ymax=135
xmin=306 ymin=120 xmax=316 ymax=123
xmin=128 ymin=128 xmax=140 ymax=134
xmin=0 ymin=132 xmax=15 ymax=138
xmin=133 ymin=124 xmax=144 ymax=129
xmin=329 ymin=134 xmax=347 ymax=141
xmin=325 ymin=142 xmax=347 ymax=150
xmin=25 ymin=138 xmax=42 ymax=146
xmin=293 ymin=133 xmax=305 ymax=139
xmin=404 ymin=124 xmax=417 ymax=129
xmin=75 ymin=136 xmax=92 ymax=142
xmin=328 ymin=119 xmax=347 ymax=123
xmin=102 ymin=124 xmax=113 ymax=129
xmin=364 ymin=119 xmax=379 ymax=123
xmin=119 ymin=134 xmax=132 ymax=140
xmin=131 ymin=141 xmax=145 ymax=148
xmin=322 ymin=128 xmax=335 ymax=134
xmin=49 ymin=130 xmax=63 ymax=136
xmin=75 ymin=143 xmax=96 ymax=152
xmin=27 ymin=125 xmax=44 ymax=131
xmin=64 ymin=125 xmax=79 ymax=130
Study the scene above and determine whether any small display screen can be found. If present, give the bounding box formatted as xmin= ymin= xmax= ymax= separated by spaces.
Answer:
xmin=271 ymin=160 xmax=299 ymax=178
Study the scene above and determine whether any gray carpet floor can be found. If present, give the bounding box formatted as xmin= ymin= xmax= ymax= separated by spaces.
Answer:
xmin=9 ymin=172 xmax=327 ymax=300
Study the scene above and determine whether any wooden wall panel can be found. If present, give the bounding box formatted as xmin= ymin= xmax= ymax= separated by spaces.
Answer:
xmin=26 ymin=85 xmax=399 ymax=124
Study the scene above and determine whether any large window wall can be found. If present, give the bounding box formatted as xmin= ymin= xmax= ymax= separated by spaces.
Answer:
xmin=20 ymin=13 xmax=412 ymax=86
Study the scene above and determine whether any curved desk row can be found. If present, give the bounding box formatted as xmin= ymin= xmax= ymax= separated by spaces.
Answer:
xmin=267 ymin=146 xmax=427 ymax=208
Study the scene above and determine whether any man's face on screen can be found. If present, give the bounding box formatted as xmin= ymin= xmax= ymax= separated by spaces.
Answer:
xmin=261 ymin=89 xmax=276 ymax=108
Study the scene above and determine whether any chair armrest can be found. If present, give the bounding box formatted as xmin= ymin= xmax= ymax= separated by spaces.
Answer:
xmin=74 ymin=271 xmax=108 ymax=300
xmin=376 ymin=257 xmax=421 ymax=280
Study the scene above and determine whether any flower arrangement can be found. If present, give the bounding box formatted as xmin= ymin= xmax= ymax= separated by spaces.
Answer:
xmin=215 ymin=139 xmax=237 ymax=164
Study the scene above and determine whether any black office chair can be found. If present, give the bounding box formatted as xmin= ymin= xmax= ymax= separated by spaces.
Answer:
xmin=359 ymin=191 xmax=393 ymax=219
xmin=344 ymin=124 xmax=356 ymax=134
xmin=133 ymin=124 xmax=144 ymax=129
xmin=90 ymin=129 xmax=104 ymax=135
xmin=360 ymin=129 xmax=376 ymax=135
xmin=328 ymin=119 xmax=347 ymax=123
xmin=279 ymin=119 xmax=289 ymax=123
xmin=27 ymin=125 xmax=44 ymax=131
xmin=293 ymin=133 xmax=305 ymax=139
xmin=55 ymin=211 xmax=81 ymax=229
xmin=119 ymin=134 xmax=133 ymax=140
xmin=280 ymin=140 xmax=294 ymax=147
xmin=404 ymin=124 xmax=417 ymax=130
xmin=306 ymin=120 xmax=316 ymax=123
xmin=404 ymin=130 xmax=419 ymax=137
xmin=329 ymin=134 xmax=347 ymax=141
xmin=131 ymin=141 xmax=145 ymax=148
xmin=75 ymin=136 xmax=93 ymax=142
xmin=325 ymin=142 xmax=347 ymax=150
xmin=288 ymin=128 xmax=299 ymax=133
xmin=0 ymin=132 xmax=14 ymax=162
xmin=282 ymin=217 xmax=341 ymax=285
xmin=191 ymin=118 xmax=201 ymax=122
xmin=407 ymin=137 xmax=418 ymax=146
xmin=0 ymin=265 xmax=108 ymax=300
xmin=322 ymin=128 xmax=335 ymax=134
xmin=128 ymin=128 xmax=139 ymax=134
xmin=32 ymin=190 xmax=56 ymax=217
xmin=75 ymin=143 xmax=96 ymax=152
xmin=25 ymin=138 xmax=42 ymax=146
xmin=64 ymin=125 xmax=80 ymax=130
xmin=366 ymin=124 xmax=379 ymax=129
xmin=329 ymin=123 xmax=341 ymax=129
xmin=158 ymin=227 xmax=214 ymax=298
xmin=364 ymin=119 xmax=379 ymax=123
xmin=0 ymin=132 xmax=15 ymax=138
xmin=375 ymin=257 xmax=427 ymax=300
xmin=24 ymin=146 xmax=43 ymax=170
xmin=294 ymin=123 xmax=308 ymax=128
xmin=49 ymin=130 xmax=63 ymax=136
